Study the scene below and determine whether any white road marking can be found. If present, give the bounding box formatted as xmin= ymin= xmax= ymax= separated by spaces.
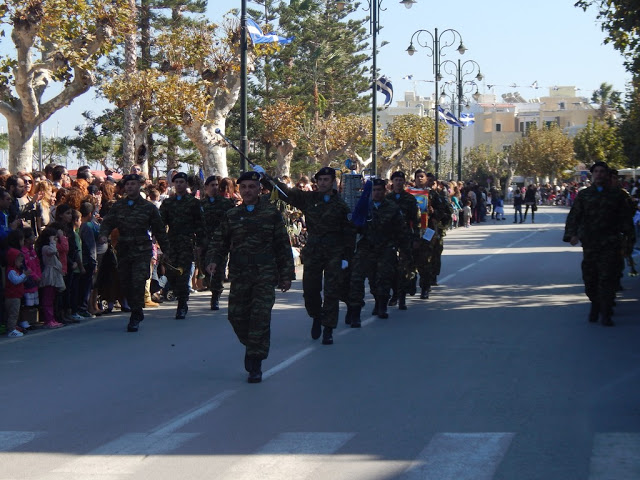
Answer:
xmin=589 ymin=433 xmax=640 ymax=480
xmin=263 ymin=347 xmax=314 ymax=380
xmin=458 ymin=262 xmax=477 ymax=272
xmin=220 ymin=432 xmax=355 ymax=480
xmin=402 ymin=432 xmax=514 ymax=480
xmin=0 ymin=431 xmax=41 ymax=451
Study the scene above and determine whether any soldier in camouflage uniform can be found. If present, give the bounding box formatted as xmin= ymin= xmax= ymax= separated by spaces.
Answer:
xmin=99 ymin=174 xmax=170 ymax=332
xmin=386 ymin=171 xmax=420 ymax=310
xmin=272 ymin=166 xmax=356 ymax=346
xmin=407 ymin=170 xmax=448 ymax=299
xmin=431 ymin=180 xmax=454 ymax=286
xmin=347 ymin=178 xmax=410 ymax=327
xmin=159 ymin=172 xmax=205 ymax=320
xmin=205 ymin=171 xmax=294 ymax=383
xmin=201 ymin=175 xmax=235 ymax=311
xmin=610 ymin=169 xmax=637 ymax=291
xmin=564 ymin=161 xmax=635 ymax=326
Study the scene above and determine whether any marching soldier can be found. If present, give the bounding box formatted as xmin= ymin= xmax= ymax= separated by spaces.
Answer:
xmin=269 ymin=166 xmax=356 ymax=346
xmin=347 ymin=178 xmax=410 ymax=327
xmin=98 ymin=174 xmax=170 ymax=332
xmin=386 ymin=171 xmax=420 ymax=310
xmin=206 ymin=171 xmax=294 ymax=383
xmin=564 ymin=161 xmax=635 ymax=326
xmin=159 ymin=172 xmax=205 ymax=319
xmin=201 ymin=175 xmax=235 ymax=310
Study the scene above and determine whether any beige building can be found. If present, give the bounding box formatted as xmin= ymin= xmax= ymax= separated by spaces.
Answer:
xmin=471 ymin=86 xmax=596 ymax=152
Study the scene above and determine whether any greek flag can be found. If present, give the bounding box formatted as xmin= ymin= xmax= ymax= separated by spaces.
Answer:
xmin=437 ymin=106 xmax=463 ymax=127
xmin=459 ymin=112 xmax=475 ymax=127
xmin=246 ymin=18 xmax=293 ymax=45
xmin=376 ymin=76 xmax=393 ymax=108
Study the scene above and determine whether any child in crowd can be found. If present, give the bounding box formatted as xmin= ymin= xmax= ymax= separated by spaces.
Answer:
xmin=494 ymin=196 xmax=505 ymax=221
xmin=21 ymin=227 xmax=42 ymax=326
xmin=37 ymin=227 xmax=65 ymax=328
xmin=5 ymin=248 xmax=32 ymax=337
xmin=78 ymin=202 xmax=97 ymax=317
xmin=463 ymin=200 xmax=472 ymax=228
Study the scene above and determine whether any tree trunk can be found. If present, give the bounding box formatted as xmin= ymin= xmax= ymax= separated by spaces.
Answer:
xmin=275 ymin=140 xmax=296 ymax=177
xmin=8 ymin=119 xmax=34 ymax=173
xmin=121 ymin=0 xmax=138 ymax=172
xmin=184 ymin=121 xmax=228 ymax=178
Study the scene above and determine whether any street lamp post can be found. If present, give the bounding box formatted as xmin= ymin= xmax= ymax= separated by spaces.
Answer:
xmin=356 ymin=0 xmax=416 ymax=176
xmin=406 ymin=28 xmax=467 ymax=179
xmin=441 ymin=59 xmax=482 ymax=181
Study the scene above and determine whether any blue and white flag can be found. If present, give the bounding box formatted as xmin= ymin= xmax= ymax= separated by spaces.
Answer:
xmin=402 ymin=74 xmax=414 ymax=80
xmin=459 ymin=112 xmax=475 ymax=127
xmin=437 ymin=106 xmax=463 ymax=127
xmin=198 ymin=167 xmax=205 ymax=181
xmin=376 ymin=76 xmax=393 ymax=108
xmin=246 ymin=18 xmax=293 ymax=45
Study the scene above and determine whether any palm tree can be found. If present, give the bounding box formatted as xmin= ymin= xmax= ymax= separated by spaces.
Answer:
xmin=591 ymin=82 xmax=622 ymax=121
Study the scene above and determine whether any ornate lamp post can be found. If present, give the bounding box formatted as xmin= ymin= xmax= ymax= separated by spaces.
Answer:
xmin=339 ymin=0 xmax=416 ymax=176
xmin=406 ymin=28 xmax=466 ymax=179
xmin=441 ymin=59 xmax=482 ymax=181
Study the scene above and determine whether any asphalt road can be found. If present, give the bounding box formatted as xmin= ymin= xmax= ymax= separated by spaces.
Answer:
xmin=1 ymin=205 xmax=639 ymax=480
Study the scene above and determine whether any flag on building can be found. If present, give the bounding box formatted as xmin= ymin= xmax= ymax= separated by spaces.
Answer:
xmin=246 ymin=18 xmax=293 ymax=45
xmin=459 ymin=112 xmax=475 ymax=127
xmin=402 ymin=74 xmax=414 ymax=80
xmin=376 ymin=76 xmax=393 ymax=108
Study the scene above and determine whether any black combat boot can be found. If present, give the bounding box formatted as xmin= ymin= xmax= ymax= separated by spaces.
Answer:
xmin=588 ymin=301 xmax=599 ymax=323
xmin=600 ymin=300 xmax=615 ymax=326
xmin=175 ymin=300 xmax=188 ymax=319
xmin=388 ymin=292 xmax=398 ymax=306
xmin=311 ymin=317 xmax=322 ymax=340
xmin=244 ymin=353 xmax=251 ymax=372
xmin=322 ymin=326 xmax=334 ymax=345
xmin=211 ymin=293 xmax=220 ymax=310
xmin=127 ymin=309 xmax=144 ymax=332
xmin=371 ymin=296 xmax=380 ymax=316
xmin=344 ymin=306 xmax=353 ymax=325
xmin=420 ymin=288 xmax=430 ymax=299
xmin=247 ymin=358 xmax=263 ymax=383
xmin=377 ymin=296 xmax=389 ymax=319
xmin=408 ymin=277 xmax=417 ymax=296
xmin=350 ymin=305 xmax=362 ymax=328
xmin=398 ymin=293 xmax=407 ymax=310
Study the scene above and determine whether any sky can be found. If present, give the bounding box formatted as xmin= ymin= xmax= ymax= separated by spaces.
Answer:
xmin=2 ymin=0 xmax=631 ymax=144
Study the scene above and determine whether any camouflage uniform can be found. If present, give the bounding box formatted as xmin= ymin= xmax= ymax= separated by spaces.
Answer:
xmin=564 ymin=184 xmax=635 ymax=323
xmin=99 ymin=195 xmax=169 ymax=328
xmin=431 ymin=188 xmax=454 ymax=285
xmin=348 ymin=198 xmax=410 ymax=319
xmin=201 ymin=194 xmax=235 ymax=304
xmin=386 ymin=189 xmax=420 ymax=301
xmin=206 ymin=200 xmax=294 ymax=360
xmin=408 ymin=187 xmax=448 ymax=297
xmin=274 ymin=180 xmax=356 ymax=329
xmin=159 ymin=193 xmax=205 ymax=308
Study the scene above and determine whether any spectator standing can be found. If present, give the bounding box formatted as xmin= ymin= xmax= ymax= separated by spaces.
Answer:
xmin=523 ymin=184 xmax=537 ymax=223
xmin=5 ymin=248 xmax=31 ymax=337
xmin=36 ymin=227 xmax=65 ymax=328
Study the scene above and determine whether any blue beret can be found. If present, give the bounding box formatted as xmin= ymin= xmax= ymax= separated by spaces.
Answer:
xmin=390 ymin=171 xmax=405 ymax=180
xmin=237 ymin=171 xmax=261 ymax=183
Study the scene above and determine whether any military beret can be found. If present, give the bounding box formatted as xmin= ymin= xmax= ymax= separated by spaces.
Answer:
xmin=314 ymin=167 xmax=336 ymax=179
xmin=172 ymin=172 xmax=188 ymax=182
xmin=372 ymin=178 xmax=387 ymax=187
xmin=589 ymin=161 xmax=609 ymax=173
xmin=237 ymin=171 xmax=261 ymax=183
xmin=205 ymin=175 xmax=218 ymax=185
xmin=390 ymin=171 xmax=406 ymax=180
xmin=426 ymin=172 xmax=435 ymax=178
xmin=122 ymin=173 xmax=144 ymax=184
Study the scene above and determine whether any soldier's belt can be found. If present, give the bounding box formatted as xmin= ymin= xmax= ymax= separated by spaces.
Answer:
xmin=118 ymin=235 xmax=151 ymax=242
xmin=230 ymin=253 xmax=274 ymax=265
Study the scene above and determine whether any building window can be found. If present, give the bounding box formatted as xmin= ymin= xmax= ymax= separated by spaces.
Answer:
xmin=559 ymin=102 xmax=566 ymax=110
xmin=496 ymin=123 xmax=502 ymax=132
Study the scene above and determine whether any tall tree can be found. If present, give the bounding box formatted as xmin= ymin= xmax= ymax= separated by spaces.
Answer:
xmin=591 ymin=82 xmax=622 ymax=120
xmin=574 ymin=116 xmax=627 ymax=168
xmin=0 ymin=0 xmax=133 ymax=172
xmin=575 ymin=1 xmax=640 ymax=74
xmin=511 ymin=124 xmax=575 ymax=182
xmin=619 ymin=78 xmax=640 ymax=168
